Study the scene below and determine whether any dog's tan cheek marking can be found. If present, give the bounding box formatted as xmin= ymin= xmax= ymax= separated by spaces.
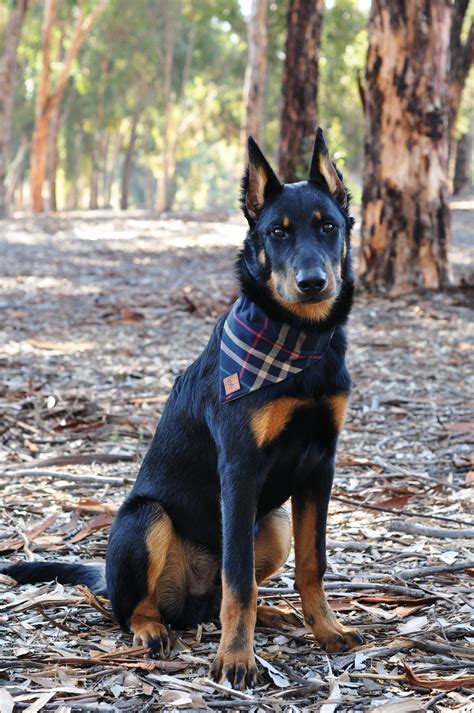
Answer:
xmin=251 ymin=397 xmax=312 ymax=447
xmin=327 ymin=393 xmax=349 ymax=432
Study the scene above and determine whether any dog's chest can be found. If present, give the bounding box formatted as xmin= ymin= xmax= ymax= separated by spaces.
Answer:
xmin=250 ymin=394 xmax=345 ymax=450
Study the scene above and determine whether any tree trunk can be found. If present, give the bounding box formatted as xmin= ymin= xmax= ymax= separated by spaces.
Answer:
xmin=0 ymin=0 xmax=29 ymax=218
xmin=242 ymin=0 xmax=268 ymax=148
xmin=359 ymin=0 xmax=453 ymax=293
xmin=5 ymin=136 xmax=29 ymax=212
xmin=89 ymin=140 xmax=100 ymax=209
xmin=30 ymin=0 xmax=57 ymax=213
xmin=447 ymin=0 xmax=473 ymax=140
xmin=453 ymin=132 xmax=471 ymax=195
xmin=47 ymin=107 xmax=61 ymax=210
xmin=98 ymin=130 xmax=109 ymax=207
xmin=30 ymin=0 xmax=109 ymax=213
xmin=278 ymin=0 xmax=324 ymax=182
xmin=120 ymin=110 xmax=140 ymax=210
xmin=104 ymin=131 xmax=121 ymax=208
xmin=67 ymin=132 xmax=83 ymax=210
xmin=155 ymin=6 xmax=177 ymax=213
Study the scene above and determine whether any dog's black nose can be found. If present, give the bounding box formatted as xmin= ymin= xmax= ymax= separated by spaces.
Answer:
xmin=296 ymin=269 xmax=327 ymax=293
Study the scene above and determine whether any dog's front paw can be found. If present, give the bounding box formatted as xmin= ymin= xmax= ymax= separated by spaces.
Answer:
xmin=210 ymin=650 xmax=258 ymax=690
xmin=133 ymin=621 xmax=172 ymax=658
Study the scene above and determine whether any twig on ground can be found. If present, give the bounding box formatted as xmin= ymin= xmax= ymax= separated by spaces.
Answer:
xmin=385 ymin=520 xmax=474 ymax=539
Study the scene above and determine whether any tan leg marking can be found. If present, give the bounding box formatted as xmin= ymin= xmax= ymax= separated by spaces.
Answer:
xmin=255 ymin=507 xmax=292 ymax=583
xmin=130 ymin=509 xmax=174 ymax=657
xmin=211 ymin=578 xmax=258 ymax=690
xmin=326 ymin=392 xmax=349 ymax=432
xmin=251 ymin=397 xmax=312 ymax=448
xmin=292 ymin=499 xmax=363 ymax=652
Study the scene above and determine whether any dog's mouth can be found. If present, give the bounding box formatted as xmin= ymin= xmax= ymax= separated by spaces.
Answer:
xmin=295 ymin=289 xmax=337 ymax=304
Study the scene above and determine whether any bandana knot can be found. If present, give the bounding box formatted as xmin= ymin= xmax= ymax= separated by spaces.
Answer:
xmin=220 ymin=294 xmax=333 ymax=403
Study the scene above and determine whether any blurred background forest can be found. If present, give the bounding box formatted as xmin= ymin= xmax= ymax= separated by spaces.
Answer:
xmin=0 ymin=0 xmax=473 ymax=292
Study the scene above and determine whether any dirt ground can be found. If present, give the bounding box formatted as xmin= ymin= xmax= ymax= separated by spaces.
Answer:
xmin=0 ymin=203 xmax=473 ymax=712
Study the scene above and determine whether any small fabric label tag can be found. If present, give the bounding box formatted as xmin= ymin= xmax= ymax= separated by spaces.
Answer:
xmin=223 ymin=372 xmax=240 ymax=396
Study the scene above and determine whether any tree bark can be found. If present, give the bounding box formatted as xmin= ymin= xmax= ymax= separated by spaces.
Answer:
xmin=5 ymin=136 xmax=28 ymax=211
xmin=0 ymin=0 xmax=29 ymax=218
xmin=104 ymin=131 xmax=121 ymax=208
xmin=155 ymin=6 xmax=177 ymax=213
xmin=30 ymin=0 xmax=109 ymax=213
xmin=120 ymin=110 xmax=140 ymax=210
xmin=359 ymin=0 xmax=454 ymax=293
xmin=242 ymin=0 xmax=268 ymax=148
xmin=453 ymin=132 xmax=471 ymax=195
xmin=89 ymin=140 xmax=100 ymax=210
xmin=47 ymin=107 xmax=61 ymax=211
xmin=278 ymin=0 xmax=324 ymax=182
xmin=448 ymin=0 xmax=474 ymax=139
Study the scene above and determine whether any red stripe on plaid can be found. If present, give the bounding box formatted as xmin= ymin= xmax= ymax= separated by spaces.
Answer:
xmin=238 ymin=316 xmax=269 ymax=380
xmin=233 ymin=312 xmax=322 ymax=360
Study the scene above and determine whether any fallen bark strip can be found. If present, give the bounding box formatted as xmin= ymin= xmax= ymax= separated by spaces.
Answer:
xmin=2 ymin=469 xmax=135 ymax=485
xmin=7 ymin=453 xmax=137 ymax=470
xmin=259 ymin=582 xmax=432 ymax=598
xmin=385 ymin=520 xmax=474 ymax=539
xmin=407 ymin=638 xmax=474 ymax=660
xmin=398 ymin=560 xmax=474 ymax=580
xmin=333 ymin=496 xmax=471 ymax=525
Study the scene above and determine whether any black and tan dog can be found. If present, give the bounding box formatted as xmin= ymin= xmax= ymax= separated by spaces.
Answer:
xmin=3 ymin=129 xmax=363 ymax=690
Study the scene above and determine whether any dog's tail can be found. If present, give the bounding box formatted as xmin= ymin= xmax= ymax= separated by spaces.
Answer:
xmin=1 ymin=561 xmax=107 ymax=596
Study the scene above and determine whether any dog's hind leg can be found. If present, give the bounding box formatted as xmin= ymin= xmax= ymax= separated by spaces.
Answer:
xmin=106 ymin=500 xmax=176 ymax=658
xmin=254 ymin=507 xmax=301 ymax=630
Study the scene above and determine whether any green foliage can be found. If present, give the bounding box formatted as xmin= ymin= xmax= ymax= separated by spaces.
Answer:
xmin=9 ymin=0 xmax=470 ymax=211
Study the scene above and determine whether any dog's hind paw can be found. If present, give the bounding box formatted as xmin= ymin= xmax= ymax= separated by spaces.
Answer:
xmin=256 ymin=604 xmax=302 ymax=629
xmin=133 ymin=622 xmax=172 ymax=658
xmin=210 ymin=651 xmax=258 ymax=690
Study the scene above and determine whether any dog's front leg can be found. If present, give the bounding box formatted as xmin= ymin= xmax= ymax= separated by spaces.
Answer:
xmin=292 ymin=456 xmax=364 ymax=652
xmin=211 ymin=459 xmax=258 ymax=690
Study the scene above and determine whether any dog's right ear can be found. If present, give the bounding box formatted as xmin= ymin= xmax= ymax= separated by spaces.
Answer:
xmin=241 ymin=137 xmax=282 ymax=225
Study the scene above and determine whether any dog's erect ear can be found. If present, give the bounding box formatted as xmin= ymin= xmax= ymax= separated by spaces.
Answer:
xmin=241 ymin=137 xmax=282 ymax=225
xmin=309 ymin=128 xmax=348 ymax=210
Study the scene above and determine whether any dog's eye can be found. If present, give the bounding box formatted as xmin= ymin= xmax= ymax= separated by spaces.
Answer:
xmin=272 ymin=226 xmax=286 ymax=238
xmin=322 ymin=222 xmax=335 ymax=233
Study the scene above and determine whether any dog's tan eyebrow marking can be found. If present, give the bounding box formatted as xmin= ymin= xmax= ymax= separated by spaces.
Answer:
xmin=282 ymin=216 xmax=290 ymax=228
xmin=314 ymin=210 xmax=322 ymax=221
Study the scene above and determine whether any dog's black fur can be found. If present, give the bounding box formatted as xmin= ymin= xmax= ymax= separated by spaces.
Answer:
xmin=3 ymin=129 xmax=363 ymax=690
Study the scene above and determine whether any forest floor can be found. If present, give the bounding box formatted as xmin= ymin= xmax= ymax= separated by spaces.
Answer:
xmin=0 ymin=201 xmax=473 ymax=712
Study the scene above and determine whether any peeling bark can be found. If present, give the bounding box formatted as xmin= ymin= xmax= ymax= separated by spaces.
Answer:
xmin=360 ymin=0 xmax=454 ymax=293
xmin=30 ymin=0 xmax=109 ymax=213
xmin=278 ymin=0 xmax=324 ymax=182
xmin=242 ymin=0 xmax=268 ymax=147
xmin=0 ymin=0 xmax=29 ymax=218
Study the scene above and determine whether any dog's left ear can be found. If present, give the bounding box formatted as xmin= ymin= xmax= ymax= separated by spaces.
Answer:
xmin=241 ymin=137 xmax=282 ymax=225
xmin=309 ymin=128 xmax=348 ymax=210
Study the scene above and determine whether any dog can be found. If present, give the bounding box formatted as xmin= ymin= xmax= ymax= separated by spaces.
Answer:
xmin=3 ymin=129 xmax=363 ymax=690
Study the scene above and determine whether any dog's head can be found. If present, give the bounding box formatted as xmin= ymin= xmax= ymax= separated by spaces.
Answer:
xmin=240 ymin=129 xmax=353 ymax=325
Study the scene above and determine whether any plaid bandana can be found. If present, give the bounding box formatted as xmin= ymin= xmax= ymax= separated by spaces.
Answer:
xmin=220 ymin=294 xmax=334 ymax=403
